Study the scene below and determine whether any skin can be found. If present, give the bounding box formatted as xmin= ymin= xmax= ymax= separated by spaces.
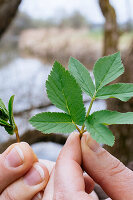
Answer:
xmin=0 ymin=142 xmax=49 ymax=200
xmin=0 ymin=132 xmax=133 ymax=200
xmin=42 ymin=132 xmax=133 ymax=200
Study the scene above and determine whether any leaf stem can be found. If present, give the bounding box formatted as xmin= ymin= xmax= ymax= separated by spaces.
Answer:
xmin=80 ymin=95 xmax=96 ymax=138
xmin=14 ymin=125 xmax=20 ymax=143
xmin=72 ymin=120 xmax=81 ymax=134
xmin=86 ymin=96 xmax=96 ymax=118
xmin=72 ymin=94 xmax=96 ymax=138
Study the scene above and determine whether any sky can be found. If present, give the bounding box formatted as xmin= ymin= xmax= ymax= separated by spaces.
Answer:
xmin=20 ymin=0 xmax=133 ymax=24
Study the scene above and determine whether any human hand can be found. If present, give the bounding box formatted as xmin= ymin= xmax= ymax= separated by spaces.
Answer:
xmin=41 ymin=132 xmax=133 ymax=200
xmin=41 ymin=132 xmax=99 ymax=200
xmin=0 ymin=142 xmax=49 ymax=200
xmin=81 ymin=133 xmax=133 ymax=200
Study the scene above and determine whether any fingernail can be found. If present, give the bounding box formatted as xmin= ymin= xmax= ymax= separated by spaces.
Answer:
xmin=86 ymin=133 xmax=101 ymax=153
xmin=5 ymin=145 xmax=24 ymax=168
xmin=24 ymin=163 xmax=45 ymax=186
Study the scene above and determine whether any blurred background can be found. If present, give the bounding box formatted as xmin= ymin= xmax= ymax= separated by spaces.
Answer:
xmin=0 ymin=1 xmax=133 ymax=197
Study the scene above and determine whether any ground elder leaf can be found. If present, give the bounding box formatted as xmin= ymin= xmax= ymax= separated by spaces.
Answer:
xmin=93 ymin=52 xmax=124 ymax=91
xmin=68 ymin=57 xmax=95 ymax=97
xmin=96 ymin=83 xmax=133 ymax=101
xmin=29 ymin=112 xmax=76 ymax=134
xmin=88 ymin=110 xmax=133 ymax=125
xmin=85 ymin=120 xmax=115 ymax=146
xmin=46 ymin=61 xmax=85 ymax=125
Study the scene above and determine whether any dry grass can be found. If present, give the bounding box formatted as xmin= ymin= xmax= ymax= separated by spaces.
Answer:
xmin=19 ymin=28 xmax=102 ymax=69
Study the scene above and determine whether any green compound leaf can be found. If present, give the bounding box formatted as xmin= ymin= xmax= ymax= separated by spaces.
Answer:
xmin=96 ymin=83 xmax=133 ymax=101
xmin=0 ymin=98 xmax=9 ymax=120
xmin=93 ymin=52 xmax=124 ymax=91
xmin=68 ymin=57 xmax=95 ymax=97
xmin=0 ymin=118 xmax=14 ymax=135
xmin=5 ymin=126 xmax=14 ymax=135
xmin=29 ymin=112 xmax=76 ymax=134
xmin=46 ymin=61 xmax=85 ymax=125
xmin=88 ymin=110 xmax=133 ymax=125
xmin=118 ymin=97 xmax=131 ymax=102
xmin=0 ymin=118 xmax=12 ymax=127
xmin=85 ymin=120 xmax=115 ymax=146
xmin=8 ymin=95 xmax=16 ymax=130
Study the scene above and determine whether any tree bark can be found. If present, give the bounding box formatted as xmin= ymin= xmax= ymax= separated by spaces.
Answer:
xmin=99 ymin=0 xmax=133 ymax=165
xmin=105 ymin=42 xmax=133 ymax=165
xmin=0 ymin=0 xmax=21 ymax=38
xmin=99 ymin=0 xmax=119 ymax=56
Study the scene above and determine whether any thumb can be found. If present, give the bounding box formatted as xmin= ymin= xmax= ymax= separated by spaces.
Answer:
xmin=81 ymin=133 xmax=133 ymax=200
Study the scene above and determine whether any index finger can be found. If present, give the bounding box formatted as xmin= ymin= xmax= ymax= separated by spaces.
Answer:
xmin=54 ymin=132 xmax=94 ymax=200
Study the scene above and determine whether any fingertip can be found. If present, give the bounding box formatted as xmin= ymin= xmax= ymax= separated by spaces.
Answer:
xmin=81 ymin=132 xmax=90 ymax=145
xmin=3 ymin=142 xmax=37 ymax=171
xmin=58 ymin=131 xmax=81 ymax=164
xmin=81 ymin=133 xmax=101 ymax=153
xmin=81 ymin=133 xmax=92 ymax=153
xmin=0 ymin=142 xmax=38 ymax=194
xmin=18 ymin=142 xmax=38 ymax=167
xmin=67 ymin=131 xmax=80 ymax=143
xmin=19 ymin=142 xmax=38 ymax=162
xmin=66 ymin=131 xmax=81 ymax=147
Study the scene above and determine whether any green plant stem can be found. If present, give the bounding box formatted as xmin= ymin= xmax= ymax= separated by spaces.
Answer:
xmin=14 ymin=126 xmax=20 ymax=143
xmin=72 ymin=120 xmax=81 ymax=134
xmin=72 ymin=94 xmax=96 ymax=137
xmin=86 ymin=96 xmax=95 ymax=118
xmin=79 ymin=95 xmax=96 ymax=138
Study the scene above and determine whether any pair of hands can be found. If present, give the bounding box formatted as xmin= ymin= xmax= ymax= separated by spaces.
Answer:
xmin=0 ymin=132 xmax=133 ymax=200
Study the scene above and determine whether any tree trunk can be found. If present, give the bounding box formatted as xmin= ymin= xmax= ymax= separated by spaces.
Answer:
xmin=99 ymin=0 xmax=119 ymax=55
xmin=99 ymin=0 xmax=133 ymax=165
xmin=0 ymin=0 xmax=21 ymax=38
xmin=105 ymin=42 xmax=133 ymax=165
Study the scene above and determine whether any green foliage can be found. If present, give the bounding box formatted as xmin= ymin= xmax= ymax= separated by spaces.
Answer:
xmin=85 ymin=120 xmax=115 ymax=146
xmin=29 ymin=52 xmax=133 ymax=146
xmin=87 ymin=110 xmax=133 ymax=125
xmin=0 ymin=119 xmax=11 ymax=127
xmin=30 ymin=112 xmax=76 ymax=134
xmin=93 ymin=52 xmax=124 ymax=91
xmin=5 ymin=126 xmax=14 ymax=135
xmin=0 ymin=96 xmax=16 ymax=135
xmin=0 ymin=98 xmax=9 ymax=120
xmin=46 ymin=61 xmax=85 ymax=125
xmin=68 ymin=57 xmax=95 ymax=97
xmin=8 ymin=95 xmax=16 ymax=129
xmin=96 ymin=83 xmax=133 ymax=101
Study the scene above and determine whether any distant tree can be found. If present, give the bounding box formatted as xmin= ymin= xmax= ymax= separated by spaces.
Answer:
xmin=60 ymin=11 xmax=89 ymax=29
xmin=99 ymin=0 xmax=119 ymax=55
xmin=0 ymin=0 xmax=21 ymax=38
